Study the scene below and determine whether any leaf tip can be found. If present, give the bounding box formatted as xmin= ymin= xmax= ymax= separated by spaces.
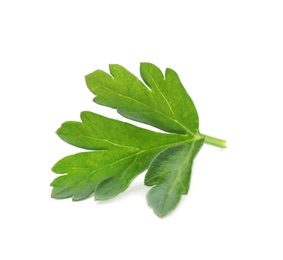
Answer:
xmin=50 ymin=188 xmax=58 ymax=198
xmin=51 ymin=163 xmax=58 ymax=173
xmin=140 ymin=62 xmax=156 ymax=70
xmin=84 ymin=72 xmax=92 ymax=83
xmin=140 ymin=61 xmax=151 ymax=66
xmin=79 ymin=110 xmax=91 ymax=121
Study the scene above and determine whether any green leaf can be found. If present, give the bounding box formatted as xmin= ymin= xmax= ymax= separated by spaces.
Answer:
xmin=56 ymin=111 xmax=187 ymax=151
xmin=145 ymin=139 xmax=204 ymax=217
xmin=52 ymin=149 xmax=145 ymax=200
xmin=52 ymin=63 xmax=226 ymax=217
xmin=51 ymin=112 xmax=189 ymax=200
xmin=85 ymin=63 xmax=199 ymax=135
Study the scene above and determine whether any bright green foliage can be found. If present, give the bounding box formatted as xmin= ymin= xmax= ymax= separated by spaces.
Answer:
xmin=51 ymin=112 xmax=189 ymax=200
xmin=51 ymin=63 xmax=226 ymax=217
xmin=85 ymin=63 xmax=199 ymax=135
xmin=145 ymin=140 xmax=204 ymax=217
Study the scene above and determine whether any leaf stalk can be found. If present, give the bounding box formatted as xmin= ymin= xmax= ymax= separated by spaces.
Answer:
xmin=200 ymin=134 xmax=226 ymax=148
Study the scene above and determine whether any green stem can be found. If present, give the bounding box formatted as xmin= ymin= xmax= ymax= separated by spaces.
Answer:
xmin=200 ymin=134 xmax=226 ymax=148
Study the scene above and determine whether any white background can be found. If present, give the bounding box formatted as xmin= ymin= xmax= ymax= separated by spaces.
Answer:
xmin=1 ymin=0 xmax=283 ymax=259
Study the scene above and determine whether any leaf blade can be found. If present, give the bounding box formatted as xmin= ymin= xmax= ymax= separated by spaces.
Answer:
xmin=52 ymin=144 xmax=188 ymax=201
xmin=85 ymin=63 xmax=199 ymax=135
xmin=145 ymin=139 xmax=204 ymax=217
xmin=52 ymin=113 xmax=190 ymax=200
xmin=51 ymin=150 xmax=140 ymax=200
xmin=56 ymin=111 xmax=188 ymax=151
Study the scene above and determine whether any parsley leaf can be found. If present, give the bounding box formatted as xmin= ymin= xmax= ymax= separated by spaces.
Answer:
xmin=145 ymin=140 xmax=204 ymax=217
xmin=85 ymin=63 xmax=198 ymax=135
xmin=51 ymin=63 xmax=226 ymax=217
xmin=51 ymin=112 xmax=188 ymax=200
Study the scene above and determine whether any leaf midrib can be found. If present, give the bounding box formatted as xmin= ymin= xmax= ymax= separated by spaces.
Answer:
xmin=148 ymin=74 xmax=176 ymax=119
xmin=61 ymin=133 xmax=140 ymax=151
xmin=158 ymin=146 xmax=193 ymax=215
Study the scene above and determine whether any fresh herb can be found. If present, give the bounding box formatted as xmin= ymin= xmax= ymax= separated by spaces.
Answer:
xmin=51 ymin=63 xmax=226 ymax=217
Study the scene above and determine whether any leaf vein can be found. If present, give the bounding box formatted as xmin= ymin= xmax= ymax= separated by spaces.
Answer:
xmin=94 ymin=81 xmax=193 ymax=134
